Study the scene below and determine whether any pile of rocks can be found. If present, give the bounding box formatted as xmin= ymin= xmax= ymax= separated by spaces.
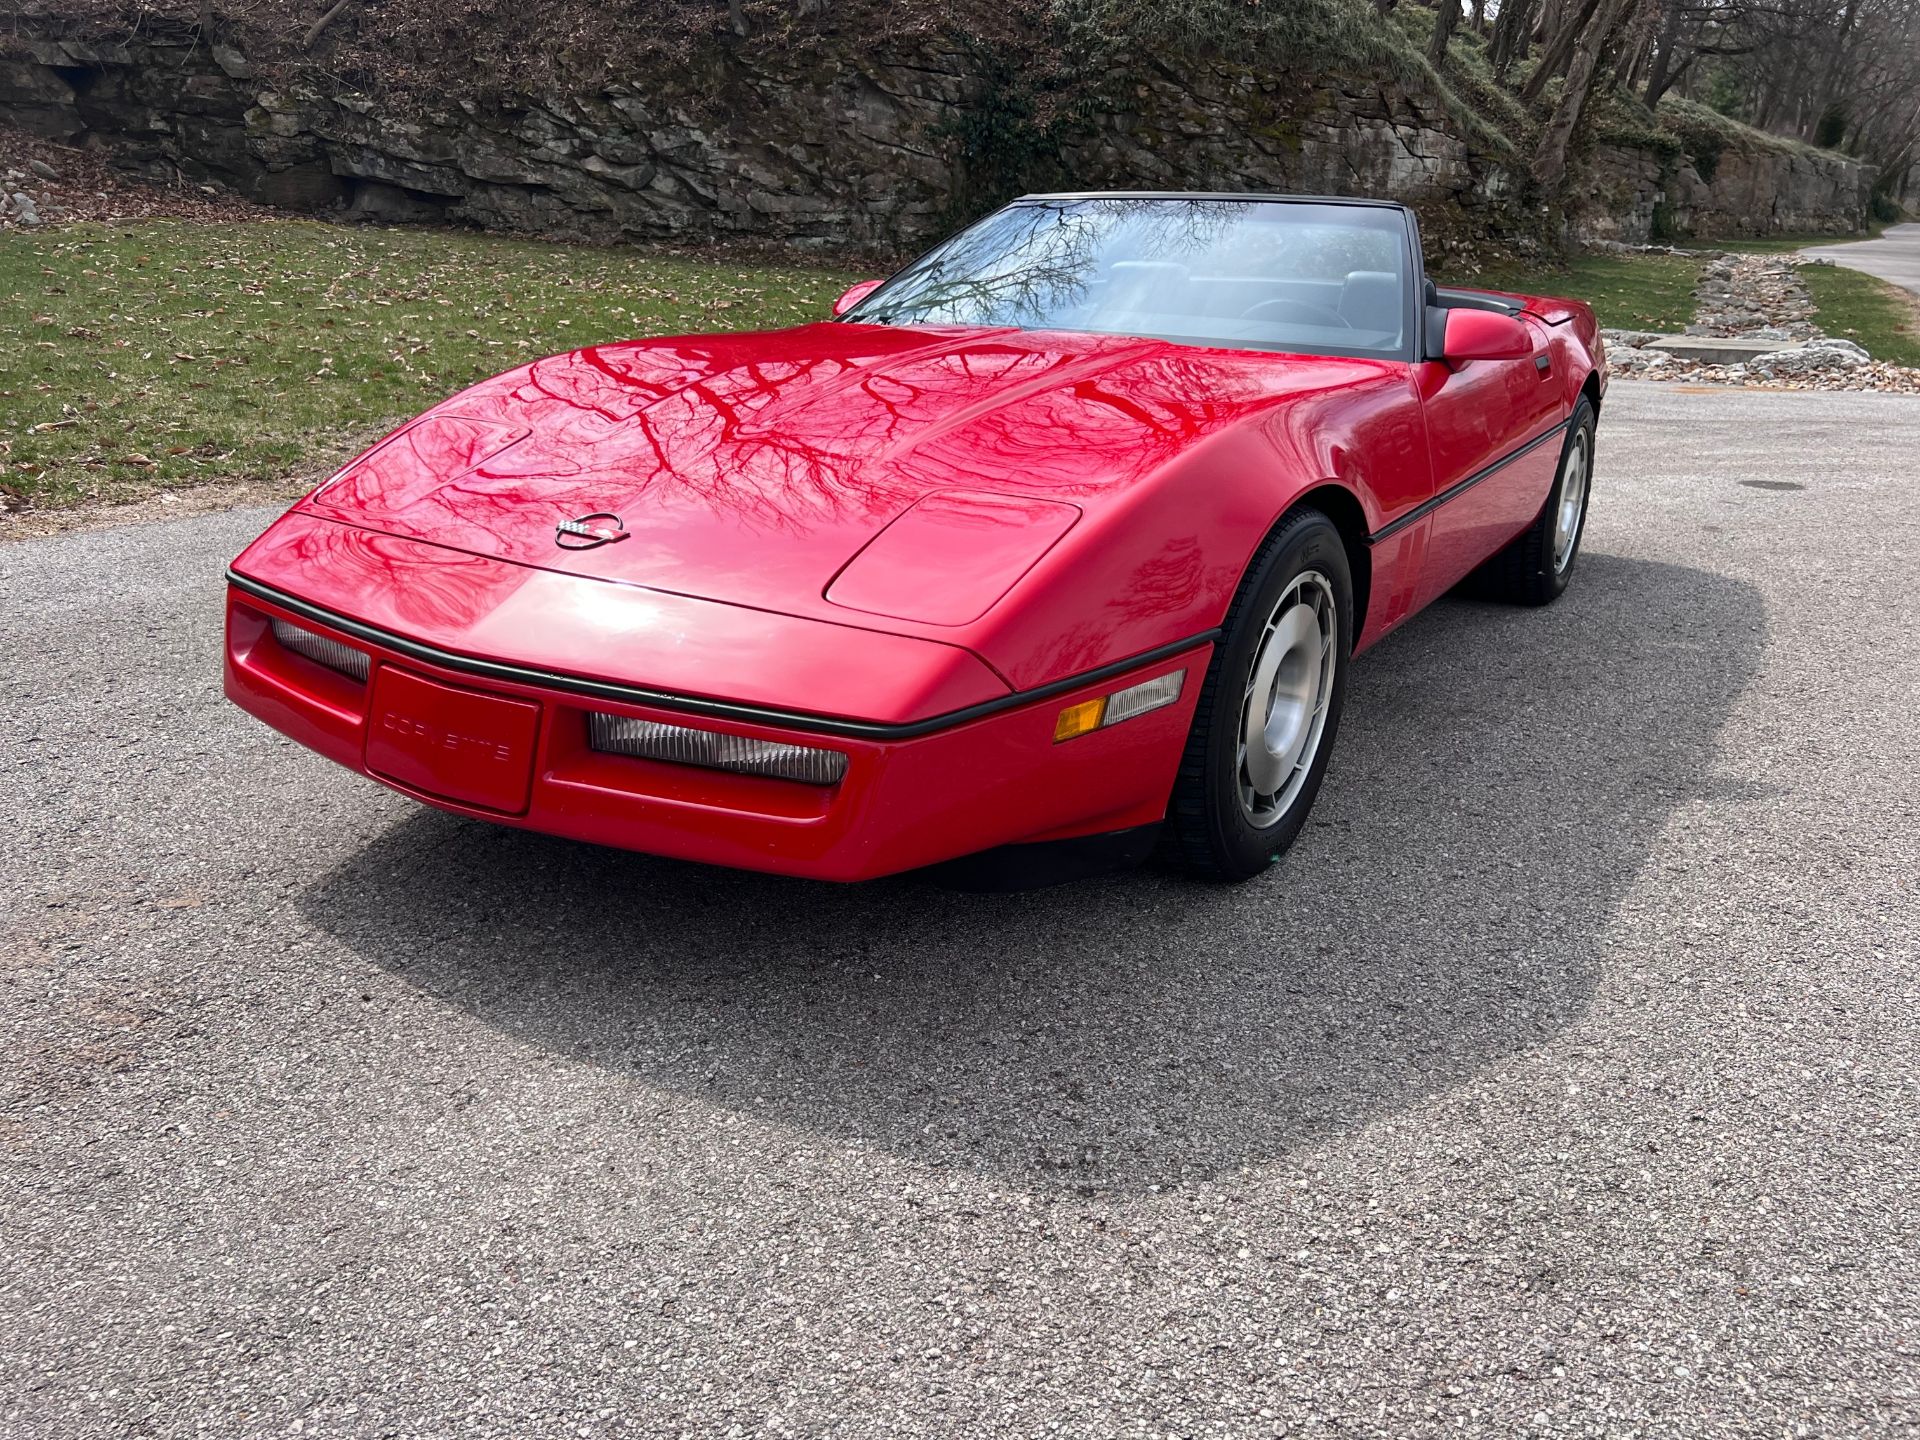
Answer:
xmin=0 ymin=130 xmax=271 ymax=227
xmin=1600 ymin=245 xmax=1919 ymax=392
xmin=1690 ymin=253 xmax=1820 ymax=339
xmin=1601 ymin=330 xmax=1675 ymax=377
xmin=1602 ymin=330 xmax=1918 ymax=391
xmin=1748 ymin=336 xmax=1873 ymax=377
xmin=1635 ymin=356 xmax=1920 ymax=394
xmin=0 ymin=157 xmax=58 ymax=227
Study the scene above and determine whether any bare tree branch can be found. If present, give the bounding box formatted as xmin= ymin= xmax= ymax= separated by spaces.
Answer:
xmin=301 ymin=0 xmax=350 ymax=49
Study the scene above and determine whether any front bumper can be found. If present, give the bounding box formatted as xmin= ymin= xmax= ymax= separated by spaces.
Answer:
xmin=224 ymin=583 xmax=1208 ymax=881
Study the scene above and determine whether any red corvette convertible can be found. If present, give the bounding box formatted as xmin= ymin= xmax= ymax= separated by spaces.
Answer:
xmin=225 ymin=193 xmax=1604 ymax=883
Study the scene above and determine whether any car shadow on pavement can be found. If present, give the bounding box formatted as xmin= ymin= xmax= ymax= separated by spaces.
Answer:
xmin=300 ymin=554 xmax=1766 ymax=1195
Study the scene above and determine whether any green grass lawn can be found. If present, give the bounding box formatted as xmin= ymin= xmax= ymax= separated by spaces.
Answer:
xmin=1432 ymin=252 xmax=1705 ymax=332
xmin=1 ymin=220 xmax=856 ymax=508
xmin=1799 ymin=261 xmax=1920 ymax=365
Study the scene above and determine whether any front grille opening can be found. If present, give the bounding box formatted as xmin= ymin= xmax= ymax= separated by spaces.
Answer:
xmin=587 ymin=712 xmax=847 ymax=786
xmin=270 ymin=618 xmax=370 ymax=683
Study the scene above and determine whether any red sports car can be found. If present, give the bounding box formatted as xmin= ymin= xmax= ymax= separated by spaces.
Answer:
xmin=225 ymin=193 xmax=1603 ymax=884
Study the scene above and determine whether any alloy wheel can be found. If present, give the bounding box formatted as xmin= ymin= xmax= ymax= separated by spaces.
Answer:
xmin=1552 ymin=429 xmax=1591 ymax=575
xmin=1237 ymin=569 xmax=1338 ymax=828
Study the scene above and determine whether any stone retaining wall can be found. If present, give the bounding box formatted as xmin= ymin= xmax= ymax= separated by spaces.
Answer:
xmin=1578 ymin=140 xmax=1874 ymax=243
xmin=0 ymin=25 xmax=1874 ymax=250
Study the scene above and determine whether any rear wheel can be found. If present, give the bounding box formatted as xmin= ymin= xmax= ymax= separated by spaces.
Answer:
xmin=1164 ymin=507 xmax=1353 ymax=882
xmin=1474 ymin=398 xmax=1596 ymax=606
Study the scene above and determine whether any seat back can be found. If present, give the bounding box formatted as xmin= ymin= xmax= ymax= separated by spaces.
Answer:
xmin=1340 ymin=270 xmax=1403 ymax=337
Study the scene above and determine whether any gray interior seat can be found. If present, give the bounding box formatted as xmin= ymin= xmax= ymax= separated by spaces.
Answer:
xmin=1340 ymin=270 xmax=1402 ymax=335
xmin=1103 ymin=260 xmax=1190 ymax=312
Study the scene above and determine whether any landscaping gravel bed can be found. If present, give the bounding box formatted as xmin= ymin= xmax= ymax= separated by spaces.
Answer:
xmin=1600 ymin=248 xmax=1920 ymax=393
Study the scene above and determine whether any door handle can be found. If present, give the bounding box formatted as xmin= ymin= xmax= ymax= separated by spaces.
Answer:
xmin=1534 ymin=352 xmax=1552 ymax=376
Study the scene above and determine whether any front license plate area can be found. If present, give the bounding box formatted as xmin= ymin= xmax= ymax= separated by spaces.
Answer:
xmin=365 ymin=666 xmax=540 ymax=815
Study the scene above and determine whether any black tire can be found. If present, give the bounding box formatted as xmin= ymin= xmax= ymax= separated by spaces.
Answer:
xmin=1472 ymin=398 xmax=1596 ymax=607
xmin=1163 ymin=507 xmax=1353 ymax=882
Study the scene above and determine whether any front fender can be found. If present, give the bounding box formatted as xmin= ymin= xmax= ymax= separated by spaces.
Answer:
xmin=960 ymin=368 xmax=1428 ymax=690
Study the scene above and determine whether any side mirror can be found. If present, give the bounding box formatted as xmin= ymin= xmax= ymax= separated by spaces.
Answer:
xmin=832 ymin=279 xmax=885 ymax=318
xmin=1438 ymin=308 xmax=1533 ymax=364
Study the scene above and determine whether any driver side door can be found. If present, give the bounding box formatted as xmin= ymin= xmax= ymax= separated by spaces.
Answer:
xmin=1412 ymin=314 xmax=1567 ymax=608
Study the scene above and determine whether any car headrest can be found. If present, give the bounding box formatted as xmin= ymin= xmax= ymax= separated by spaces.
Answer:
xmin=1105 ymin=263 xmax=1190 ymax=307
xmin=1341 ymin=270 xmax=1402 ymax=336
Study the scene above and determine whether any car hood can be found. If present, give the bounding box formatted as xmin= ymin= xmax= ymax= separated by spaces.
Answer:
xmin=304 ymin=322 xmax=1386 ymax=626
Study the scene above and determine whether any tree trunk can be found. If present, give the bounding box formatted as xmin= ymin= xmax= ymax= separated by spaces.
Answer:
xmin=1643 ymin=50 xmax=1693 ymax=108
xmin=1534 ymin=0 xmax=1640 ymax=190
xmin=1753 ymin=55 xmax=1786 ymax=130
xmin=1521 ymin=0 xmax=1604 ymax=105
xmin=302 ymin=0 xmax=351 ymax=49
xmin=1639 ymin=0 xmax=1684 ymax=106
xmin=1491 ymin=0 xmax=1537 ymax=77
xmin=1430 ymin=0 xmax=1464 ymax=62
xmin=1541 ymin=0 xmax=1575 ymax=47
xmin=1807 ymin=0 xmax=1863 ymax=142
xmin=1612 ymin=0 xmax=1657 ymax=90
xmin=727 ymin=0 xmax=749 ymax=36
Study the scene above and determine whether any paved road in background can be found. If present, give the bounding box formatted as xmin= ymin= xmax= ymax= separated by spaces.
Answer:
xmin=1804 ymin=220 xmax=1920 ymax=296
xmin=3 ymin=383 xmax=1916 ymax=1438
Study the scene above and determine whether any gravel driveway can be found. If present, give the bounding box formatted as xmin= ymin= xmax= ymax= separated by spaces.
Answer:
xmin=3 ymin=381 xmax=1915 ymax=1438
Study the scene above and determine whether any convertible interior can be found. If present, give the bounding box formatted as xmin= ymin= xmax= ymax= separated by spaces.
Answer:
xmin=1052 ymin=260 xmax=1407 ymax=351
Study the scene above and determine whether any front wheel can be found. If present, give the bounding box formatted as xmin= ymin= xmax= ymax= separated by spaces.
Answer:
xmin=1474 ymin=398 xmax=1596 ymax=606
xmin=1163 ymin=507 xmax=1353 ymax=882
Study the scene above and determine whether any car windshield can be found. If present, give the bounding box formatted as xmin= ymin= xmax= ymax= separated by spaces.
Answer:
xmin=847 ymin=197 xmax=1413 ymax=359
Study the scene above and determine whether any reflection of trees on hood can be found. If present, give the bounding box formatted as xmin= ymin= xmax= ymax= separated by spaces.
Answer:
xmin=489 ymin=337 xmax=1132 ymax=534
xmin=432 ymin=326 xmax=1280 ymax=543
xmin=283 ymin=519 xmax=514 ymax=634
xmin=505 ymin=346 xmax=887 ymax=534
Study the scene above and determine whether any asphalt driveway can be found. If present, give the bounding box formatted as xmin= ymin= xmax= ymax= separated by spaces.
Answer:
xmin=1804 ymin=221 xmax=1920 ymax=297
xmin=2 ymin=382 xmax=1915 ymax=1437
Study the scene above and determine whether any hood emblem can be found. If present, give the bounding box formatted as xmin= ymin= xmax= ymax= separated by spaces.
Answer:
xmin=556 ymin=513 xmax=629 ymax=550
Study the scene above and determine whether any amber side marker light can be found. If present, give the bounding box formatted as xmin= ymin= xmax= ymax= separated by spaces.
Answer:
xmin=1054 ymin=670 xmax=1184 ymax=743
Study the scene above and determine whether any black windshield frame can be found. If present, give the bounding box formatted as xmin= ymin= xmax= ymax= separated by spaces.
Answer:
xmin=844 ymin=193 xmax=1427 ymax=364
